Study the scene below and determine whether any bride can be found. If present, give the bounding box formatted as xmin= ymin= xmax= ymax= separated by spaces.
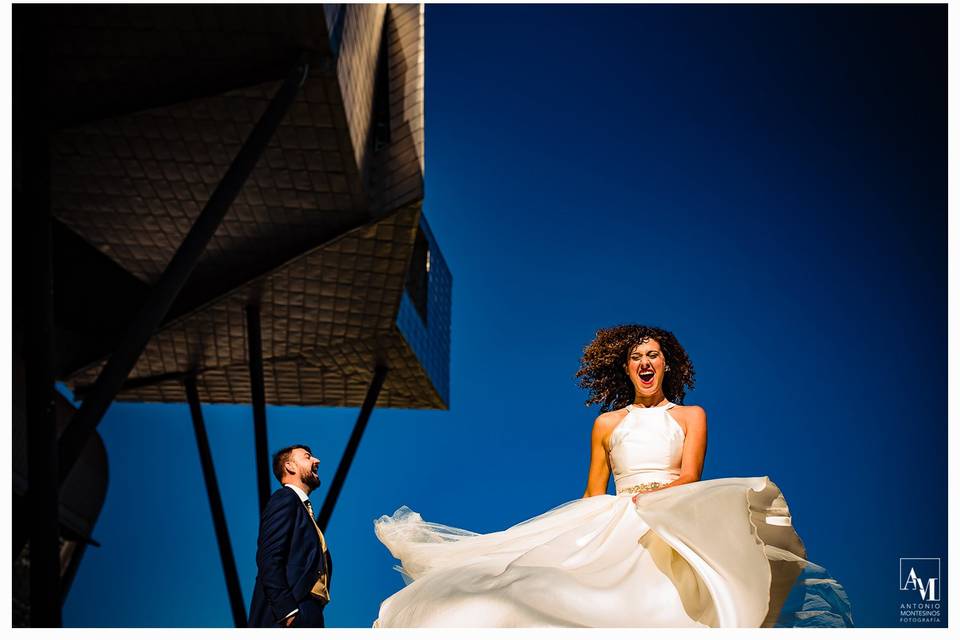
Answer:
xmin=373 ymin=324 xmax=854 ymax=627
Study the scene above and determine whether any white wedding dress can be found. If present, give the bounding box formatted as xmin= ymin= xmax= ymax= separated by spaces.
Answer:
xmin=373 ymin=402 xmax=853 ymax=627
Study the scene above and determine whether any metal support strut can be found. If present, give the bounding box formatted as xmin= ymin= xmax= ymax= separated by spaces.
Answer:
xmin=316 ymin=365 xmax=389 ymax=532
xmin=185 ymin=377 xmax=248 ymax=628
xmin=246 ymin=304 xmax=271 ymax=515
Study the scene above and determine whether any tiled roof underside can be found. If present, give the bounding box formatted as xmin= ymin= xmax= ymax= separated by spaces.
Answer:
xmin=49 ymin=3 xmax=427 ymax=328
xmin=88 ymin=330 xmax=444 ymax=409
xmin=65 ymin=207 xmax=447 ymax=409
xmin=46 ymin=4 xmax=441 ymax=409
xmin=51 ymin=72 xmax=371 ymax=298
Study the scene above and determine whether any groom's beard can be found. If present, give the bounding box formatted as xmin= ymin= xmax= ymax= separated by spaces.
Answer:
xmin=302 ymin=468 xmax=321 ymax=490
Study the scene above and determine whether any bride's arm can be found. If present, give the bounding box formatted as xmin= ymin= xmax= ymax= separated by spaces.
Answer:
xmin=644 ymin=406 xmax=708 ymax=496
xmin=582 ymin=415 xmax=612 ymax=498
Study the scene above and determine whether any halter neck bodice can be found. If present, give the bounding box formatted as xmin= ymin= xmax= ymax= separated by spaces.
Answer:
xmin=609 ymin=402 xmax=684 ymax=492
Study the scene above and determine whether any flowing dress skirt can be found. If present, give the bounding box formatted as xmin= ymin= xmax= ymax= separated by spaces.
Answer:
xmin=374 ymin=476 xmax=853 ymax=627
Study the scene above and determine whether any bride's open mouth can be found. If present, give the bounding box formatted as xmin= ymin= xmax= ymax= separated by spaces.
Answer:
xmin=639 ymin=371 xmax=655 ymax=385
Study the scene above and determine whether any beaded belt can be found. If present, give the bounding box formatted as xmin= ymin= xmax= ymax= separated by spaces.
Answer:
xmin=617 ymin=481 xmax=664 ymax=494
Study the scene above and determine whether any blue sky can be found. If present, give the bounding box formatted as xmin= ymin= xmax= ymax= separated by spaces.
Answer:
xmin=62 ymin=4 xmax=946 ymax=628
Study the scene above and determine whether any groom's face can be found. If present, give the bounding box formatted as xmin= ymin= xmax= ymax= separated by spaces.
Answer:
xmin=291 ymin=448 xmax=321 ymax=490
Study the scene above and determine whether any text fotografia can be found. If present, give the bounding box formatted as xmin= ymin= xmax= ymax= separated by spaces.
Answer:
xmin=899 ymin=603 xmax=941 ymax=624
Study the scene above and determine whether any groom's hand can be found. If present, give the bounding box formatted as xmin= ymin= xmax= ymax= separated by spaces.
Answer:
xmin=284 ymin=614 xmax=297 ymax=627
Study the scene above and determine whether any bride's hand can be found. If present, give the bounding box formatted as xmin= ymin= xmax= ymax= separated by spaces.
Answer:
xmin=631 ymin=489 xmax=658 ymax=504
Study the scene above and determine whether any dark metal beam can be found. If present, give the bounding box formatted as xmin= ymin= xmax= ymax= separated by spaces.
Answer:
xmin=56 ymin=54 xmax=310 ymax=486
xmin=24 ymin=126 xmax=62 ymax=630
xmin=246 ymin=305 xmax=271 ymax=515
xmin=185 ymin=378 xmax=247 ymax=628
xmin=316 ymin=365 xmax=389 ymax=532
xmin=18 ymin=5 xmax=62 ymax=625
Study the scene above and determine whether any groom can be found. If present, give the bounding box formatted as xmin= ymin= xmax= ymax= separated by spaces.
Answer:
xmin=248 ymin=444 xmax=333 ymax=627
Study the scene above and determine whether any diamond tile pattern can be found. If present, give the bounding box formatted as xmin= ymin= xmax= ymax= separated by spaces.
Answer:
xmin=51 ymin=73 xmax=369 ymax=288
xmin=368 ymin=4 xmax=425 ymax=214
xmin=336 ymin=3 xmax=388 ymax=178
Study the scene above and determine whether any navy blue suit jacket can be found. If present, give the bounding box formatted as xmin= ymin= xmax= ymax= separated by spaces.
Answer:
xmin=248 ymin=487 xmax=333 ymax=627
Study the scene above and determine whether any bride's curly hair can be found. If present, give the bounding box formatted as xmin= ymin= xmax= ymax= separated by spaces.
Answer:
xmin=575 ymin=324 xmax=696 ymax=412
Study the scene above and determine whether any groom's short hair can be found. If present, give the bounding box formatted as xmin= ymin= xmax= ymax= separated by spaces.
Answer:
xmin=272 ymin=444 xmax=313 ymax=482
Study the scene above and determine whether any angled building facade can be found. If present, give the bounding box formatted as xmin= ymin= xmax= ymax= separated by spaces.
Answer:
xmin=13 ymin=4 xmax=448 ymax=626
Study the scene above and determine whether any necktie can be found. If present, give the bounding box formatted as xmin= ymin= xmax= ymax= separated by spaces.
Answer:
xmin=303 ymin=500 xmax=327 ymax=553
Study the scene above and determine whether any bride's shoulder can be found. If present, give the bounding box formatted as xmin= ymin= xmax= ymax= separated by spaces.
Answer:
xmin=669 ymin=404 xmax=707 ymax=434
xmin=671 ymin=404 xmax=707 ymax=417
xmin=592 ymin=407 xmax=629 ymax=432
xmin=591 ymin=407 xmax=629 ymax=448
